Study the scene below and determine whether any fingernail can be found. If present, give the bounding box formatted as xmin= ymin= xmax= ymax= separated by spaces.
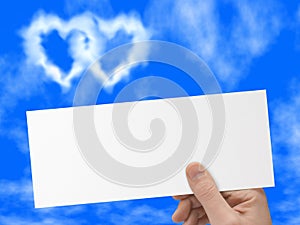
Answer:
xmin=188 ymin=163 xmax=205 ymax=180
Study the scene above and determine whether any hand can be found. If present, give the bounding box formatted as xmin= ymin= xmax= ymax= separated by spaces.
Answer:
xmin=172 ymin=162 xmax=272 ymax=225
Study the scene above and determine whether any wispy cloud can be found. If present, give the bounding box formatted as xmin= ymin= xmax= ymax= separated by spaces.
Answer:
xmin=0 ymin=56 xmax=46 ymax=153
xmin=295 ymin=5 xmax=300 ymax=50
xmin=0 ymin=178 xmax=176 ymax=225
xmin=0 ymin=179 xmax=33 ymax=203
xmin=64 ymin=0 xmax=113 ymax=17
xmin=0 ymin=178 xmax=90 ymax=224
xmin=0 ymin=216 xmax=81 ymax=225
xmin=20 ymin=11 xmax=150 ymax=89
xmin=146 ymin=0 xmax=283 ymax=88
xmin=107 ymin=203 xmax=174 ymax=225
xmin=271 ymin=81 xmax=300 ymax=224
xmin=272 ymin=81 xmax=300 ymax=177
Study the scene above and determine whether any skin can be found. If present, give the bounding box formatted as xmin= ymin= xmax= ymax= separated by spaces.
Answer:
xmin=172 ymin=162 xmax=272 ymax=225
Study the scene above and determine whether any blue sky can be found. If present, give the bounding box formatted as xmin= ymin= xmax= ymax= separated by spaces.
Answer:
xmin=0 ymin=0 xmax=300 ymax=224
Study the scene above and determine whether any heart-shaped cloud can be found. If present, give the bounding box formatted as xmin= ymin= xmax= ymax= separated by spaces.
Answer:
xmin=21 ymin=11 xmax=150 ymax=89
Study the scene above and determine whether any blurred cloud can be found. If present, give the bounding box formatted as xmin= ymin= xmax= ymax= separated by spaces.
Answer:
xmin=107 ymin=203 xmax=174 ymax=225
xmin=0 ymin=58 xmax=43 ymax=120
xmin=64 ymin=0 xmax=113 ymax=17
xmin=0 ymin=55 xmax=52 ymax=154
xmin=272 ymin=81 xmax=300 ymax=177
xmin=0 ymin=178 xmax=89 ymax=224
xmin=271 ymin=81 xmax=300 ymax=224
xmin=20 ymin=11 xmax=150 ymax=89
xmin=0 ymin=179 xmax=33 ymax=203
xmin=146 ymin=0 xmax=283 ymax=88
xmin=295 ymin=5 xmax=300 ymax=50
xmin=0 ymin=217 xmax=79 ymax=225
xmin=0 ymin=178 xmax=175 ymax=225
xmin=0 ymin=56 xmax=46 ymax=153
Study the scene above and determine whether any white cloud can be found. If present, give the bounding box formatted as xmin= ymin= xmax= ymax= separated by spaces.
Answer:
xmin=64 ymin=0 xmax=113 ymax=17
xmin=174 ymin=0 xmax=218 ymax=60
xmin=0 ymin=179 xmax=33 ymax=203
xmin=89 ymin=38 xmax=150 ymax=92
xmin=0 ymin=217 xmax=77 ymax=225
xmin=271 ymin=81 xmax=300 ymax=224
xmin=146 ymin=0 xmax=282 ymax=87
xmin=0 ymin=178 xmax=176 ymax=225
xmin=7 ymin=125 xmax=29 ymax=153
xmin=20 ymin=11 xmax=150 ymax=89
xmin=0 ymin=178 xmax=86 ymax=224
xmin=0 ymin=55 xmax=50 ymax=155
xmin=272 ymin=83 xmax=300 ymax=177
xmin=96 ymin=201 xmax=174 ymax=225
xmin=231 ymin=1 xmax=281 ymax=56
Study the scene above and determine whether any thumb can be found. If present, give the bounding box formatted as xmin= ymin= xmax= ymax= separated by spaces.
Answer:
xmin=186 ymin=162 xmax=235 ymax=224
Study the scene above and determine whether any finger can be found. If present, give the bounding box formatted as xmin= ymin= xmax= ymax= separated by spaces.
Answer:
xmin=183 ymin=208 xmax=201 ymax=225
xmin=221 ymin=191 xmax=234 ymax=199
xmin=222 ymin=189 xmax=254 ymax=208
xmin=186 ymin=162 xmax=236 ymax=225
xmin=197 ymin=215 xmax=209 ymax=225
xmin=222 ymin=191 xmax=243 ymax=208
xmin=186 ymin=195 xmax=202 ymax=209
xmin=172 ymin=198 xmax=192 ymax=222
xmin=177 ymin=195 xmax=202 ymax=211
xmin=221 ymin=191 xmax=242 ymax=208
xmin=230 ymin=189 xmax=270 ymax=215
xmin=172 ymin=196 xmax=203 ymax=222
xmin=173 ymin=194 xmax=192 ymax=200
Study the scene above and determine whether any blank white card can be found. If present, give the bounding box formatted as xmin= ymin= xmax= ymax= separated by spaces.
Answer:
xmin=26 ymin=90 xmax=274 ymax=208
